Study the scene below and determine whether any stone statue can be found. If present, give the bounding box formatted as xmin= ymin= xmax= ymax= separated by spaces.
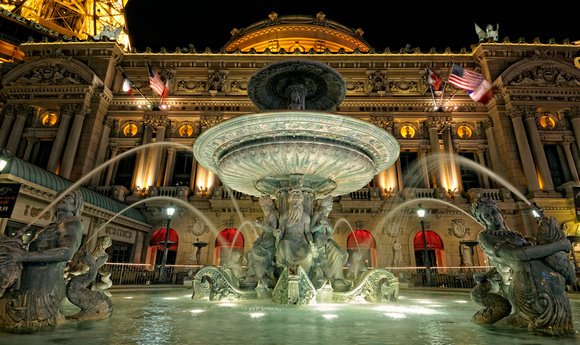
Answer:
xmin=470 ymin=197 xmax=576 ymax=333
xmin=0 ymin=235 xmax=23 ymax=297
xmin=286 ymin=83 xmax=307 ymax=109
xmin=346 ymin=250 xmax=367 ymax=281
xmin=475 ymin=23 xmax=499 ymax=41
xmin=222 ymin=250 xmax=244 ymax=282
xmin=310 ymin=196 xmax=349 ymax=290
xmin=244 ymin=196 xmax=278 ymax=287
xmin=461 ymin=244 xmax=473 ymax=266
xmin=275 ymin=189 xmax=314 ymax=273
xmin=0 ymin=189 xmax=84 ymax=329
xmin=393 ymin=239 xmax=404 ymax=266
xmin=66 ymin=236 xmax=113 ymax=320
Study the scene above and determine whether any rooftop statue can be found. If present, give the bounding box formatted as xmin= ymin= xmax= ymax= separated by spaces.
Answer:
xmin=475 ymin=23 xmax=499 ymax=42
xmin=0 ymin=189 xmax=84 ymax=329
xmin=470 ymin=197 xmax=576 ymax=333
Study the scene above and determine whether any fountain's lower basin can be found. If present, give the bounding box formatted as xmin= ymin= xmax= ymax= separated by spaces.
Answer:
xmin=2 ymin=289 xmax=578 ymax=344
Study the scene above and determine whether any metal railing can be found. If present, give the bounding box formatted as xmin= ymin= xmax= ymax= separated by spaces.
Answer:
xmin=383 ymin=266 xmax=494 ymax=289
xmin=104 ymin=263 xmax=202 ymax=285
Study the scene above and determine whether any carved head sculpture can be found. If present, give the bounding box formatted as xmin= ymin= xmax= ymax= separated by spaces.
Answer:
xmin=319 ymin=195 xmax=333 ymax=214
xmin=94 ymin=236 xmax=112 ymax=255
xmin=287 ymin=189 xmax=304 ymax=224
xmin=470 ymin=197 xmax=506 ymax=231
xmin=259 ymin=196 xmax=276 ymax=213
xmin=54 ymin=189 xmax=83 ymax=218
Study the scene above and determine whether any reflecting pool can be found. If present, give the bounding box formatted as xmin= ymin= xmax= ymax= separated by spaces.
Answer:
xmin=2 ymin=288 xmax=579 ymax=344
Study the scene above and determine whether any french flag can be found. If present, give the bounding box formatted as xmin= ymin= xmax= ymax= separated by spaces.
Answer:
xmin=448 ymin=64 xmax=493 ymax=104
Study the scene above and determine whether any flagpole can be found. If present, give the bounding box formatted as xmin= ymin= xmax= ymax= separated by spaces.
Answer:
xmin=116 ymin=66 xmax=153 ymax=107
xmin=424 ymin=66 xmax=438 ymax=109
xmin=144 ymin=58 xmax=159 ymax=108
xmin=438 ymin=58 xmax=454 ymax=107
xmin=442 ymin=89 xmax=461 ymax=107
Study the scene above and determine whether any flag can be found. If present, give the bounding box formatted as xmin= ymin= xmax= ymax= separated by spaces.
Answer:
xmin=162 ymin=73 xmax=171 ymax=98
xmin=425 ymin=68 xmax=441 ymax=91
xmin=448 ymin=64 xmax=493 ymax=104
xmin=146 ymin=61 xmax=165 ymax=96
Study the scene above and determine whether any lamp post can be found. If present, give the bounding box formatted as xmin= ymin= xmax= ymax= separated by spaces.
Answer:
xmin=417 ymin=204 xmax=432 ymax=286
xmin=158 ymin=202 xmax=176 ymax=283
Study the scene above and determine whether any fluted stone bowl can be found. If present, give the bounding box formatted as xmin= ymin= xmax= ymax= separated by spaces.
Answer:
xmin=193 ymin=111 xmax=399 ymax=196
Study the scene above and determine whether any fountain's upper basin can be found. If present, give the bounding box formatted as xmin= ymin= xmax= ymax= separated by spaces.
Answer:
xmin=193 ymin=111 xmax=399 ymax=196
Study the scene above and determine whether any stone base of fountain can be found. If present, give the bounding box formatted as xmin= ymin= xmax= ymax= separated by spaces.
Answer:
xmin=191 ymin=265 xmax=399 ymax=305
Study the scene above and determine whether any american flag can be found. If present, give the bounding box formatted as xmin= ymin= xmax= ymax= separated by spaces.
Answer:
xmin=146 ymin=61 xmax=165 ymax=96
xmin=448 ymin=64 xmax=483 ymax=91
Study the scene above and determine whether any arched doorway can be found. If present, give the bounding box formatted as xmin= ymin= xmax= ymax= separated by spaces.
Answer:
xmin=413 ymin=230 xmax=444 ymax=267
xmin=214 ymin=228 xmax=244 ymax=265
xmin=346 ymin=230 xmax=377 ymax=268
xmin=147 ymin=228 xmax=179 ymax=265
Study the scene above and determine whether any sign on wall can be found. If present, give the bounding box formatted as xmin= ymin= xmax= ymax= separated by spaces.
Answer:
xmin=0 ymin=183 xmax=21 ymax=218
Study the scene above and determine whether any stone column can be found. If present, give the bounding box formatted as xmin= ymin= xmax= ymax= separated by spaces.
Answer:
xmin=59 ymin=105 xmax=89 ymax=179
xmin=565 ymin=107 xmax=580 ymax=154
xmin=427 ymin=116 xmax=447 ymax=189
xmin=134 ymin=119 xmax=152 ymax=190
xmin=0 ymin=105 xmax=16 ymax=148
xmin=476 ymin=146 xmax=491 ymax=188
xmin=561 ymin=138 xmax=579 ymax=182
xmin=418 ymin=144 xmax=431 ymax=188
xmin=5 ymin=105 xmax=33 ymax=154
xmin=163 ymin=147 xmax=176 ymax=186
xmin=23 ymin=137 xmax=37 ymax=161
xmin=90 ymin=116 xmax=113 ymax=185
xmin=522 ymin=107 xmax=555 ymax=192
xmin=47 ymin=106 xmax=73 ymax=173
xmin=104 ymin=144 xmax=120 ymax=187
xmin=506 ymin=107 xmax=542 ymax=194
xmin=442 ymin=123 xmax=459 ymax=191
xmin=189 ymin=154 xmax=198 ymax=192
xmin=149 ymin=117 xmax=168 ymax=186
xmin=482 ymin=117 xmax=504 ymax=179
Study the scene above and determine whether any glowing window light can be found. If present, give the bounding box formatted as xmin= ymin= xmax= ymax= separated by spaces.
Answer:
xmin=400 ymin=125 xmax=415 ymax=139
xmin=457 ymin=125 xmax=472 ymax=139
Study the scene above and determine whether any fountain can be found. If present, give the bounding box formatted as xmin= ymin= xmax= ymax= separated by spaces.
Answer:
xmin=192 ymin=59 xmax=400 ymax=304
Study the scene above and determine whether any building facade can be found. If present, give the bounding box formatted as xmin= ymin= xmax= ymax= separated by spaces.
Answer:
xmin=1 ymin=13 xmax=579 ymax=270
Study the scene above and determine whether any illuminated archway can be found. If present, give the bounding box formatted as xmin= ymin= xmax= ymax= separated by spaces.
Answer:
xmin=413 ymin=230 xmax=445 ymax=267
xmin=146 ymin=228 xmax=179 ymax=266
xmin=214 ymin=228 xmax=244 ymax=265
xmin=346 ymin=230 xmax=377 ymax=268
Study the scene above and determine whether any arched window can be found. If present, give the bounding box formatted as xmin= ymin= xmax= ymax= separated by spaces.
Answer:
xmin=346 ymin=230 xmax=377 ymax=268
xmin=214 ymin=229 xmax=244 ymax=265
xmin=413 ymin=230 xmax=444 ymax=267
xmin=148 ymin=228 xmax=179 ymax=265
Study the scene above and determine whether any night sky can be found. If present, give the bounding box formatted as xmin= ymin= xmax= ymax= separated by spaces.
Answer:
xmin=124 ymin=0 xmax=578 ymax=52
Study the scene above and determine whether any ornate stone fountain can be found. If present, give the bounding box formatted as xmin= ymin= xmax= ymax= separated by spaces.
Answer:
xmin=193 ymin=59 xmax=400 ymax=304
